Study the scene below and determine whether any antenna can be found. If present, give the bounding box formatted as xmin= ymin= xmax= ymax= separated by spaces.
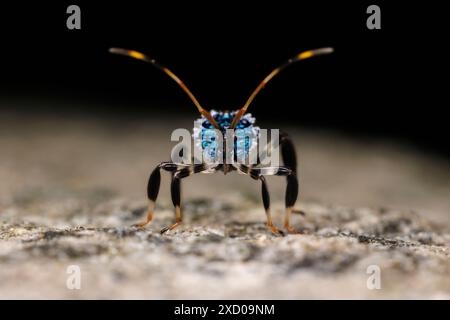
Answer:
xmin=230 ymin=47 xmax=334 ymax=129
xmin=109 ymin=47 xmax=219 ymax=129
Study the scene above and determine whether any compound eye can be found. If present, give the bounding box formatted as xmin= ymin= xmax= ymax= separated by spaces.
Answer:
xmin=202 ymin=120 xmax=214 ymax=129
xmin=237 ymin=118 xmax=250 ymax=129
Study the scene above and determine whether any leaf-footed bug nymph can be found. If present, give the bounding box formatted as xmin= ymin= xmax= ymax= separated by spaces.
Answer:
xmin=109 ymin=46 xmax=333 ymax=235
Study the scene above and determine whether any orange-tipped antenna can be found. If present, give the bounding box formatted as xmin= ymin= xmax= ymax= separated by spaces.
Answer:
xmin=109 ymin=47 xmax=219 ymax=128
xmin=230 ymin=47 xmax=334 ymax=129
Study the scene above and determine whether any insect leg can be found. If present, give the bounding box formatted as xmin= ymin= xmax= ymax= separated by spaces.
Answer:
xmin=234 ymin=164 xmax=289 ymax=235
xmin=135 ymin=161 xmax=179 ymax=228
xmin=235 ymin=163 xmax=299 ymax=234
xmin=160 ymin=163 xmax=216 ymax=234
xmin=279 ymin=131 xmax=297 ymax=174
xmin=279 ymin=132 xmax=301 ymax=233
xmin=284 ymin=173 xmax=299 ymax=233
xmin=260 ymin=176 xmax=284 ymax=236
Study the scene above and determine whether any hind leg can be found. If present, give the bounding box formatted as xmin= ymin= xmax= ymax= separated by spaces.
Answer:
xmin=279 ymin=132 xmax=301 ymax=233
xmin=257 ymin=131 xmax=301 ymax=232
xmin=260 ymin=176 xmax=284 ymax=236
xmin=135 ymin=162 xmax=177 ymax=228
xmin=284 ymin=174 xmax=299 ymax=233
xmin=159 ymin=174 xmax=182 ymax=234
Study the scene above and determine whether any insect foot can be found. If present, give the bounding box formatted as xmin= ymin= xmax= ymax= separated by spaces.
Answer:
xmin=160 ymin=222 xmax=182 ymax=235
xmin=286 ymin=227 xmax=300 ymax=234
xmin=268 ymin=225 xmax=285 ymax=237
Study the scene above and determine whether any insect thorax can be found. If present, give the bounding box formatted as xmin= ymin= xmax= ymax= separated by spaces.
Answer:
xmin=193 ymin=110 xmax=260 ymax=163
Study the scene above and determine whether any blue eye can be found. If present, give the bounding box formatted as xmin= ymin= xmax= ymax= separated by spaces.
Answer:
xmin=202 ymin=120 xmax=214 ymax=129
xmin=236 ymin=118 xmax=250 ymax=129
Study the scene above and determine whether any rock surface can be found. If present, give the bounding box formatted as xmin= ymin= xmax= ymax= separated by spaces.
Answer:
xmin=0 ymin=110 xmax=449 ymax=299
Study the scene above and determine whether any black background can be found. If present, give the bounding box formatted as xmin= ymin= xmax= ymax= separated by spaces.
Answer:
xmin=0 ymin=2 xmax=447 ymax=156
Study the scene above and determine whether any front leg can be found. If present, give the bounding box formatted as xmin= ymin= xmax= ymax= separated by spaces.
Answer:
xmin=159 ymin=172 xmax=182 ymax=234
xmin=160 ymin=163 xmax=217 ymax=234
xmin=137 ymin=162 xmax=209 ymax=228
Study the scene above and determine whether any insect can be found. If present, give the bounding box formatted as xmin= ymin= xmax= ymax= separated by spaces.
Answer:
xmin=109 ymin=46 xmax=333 ymax=235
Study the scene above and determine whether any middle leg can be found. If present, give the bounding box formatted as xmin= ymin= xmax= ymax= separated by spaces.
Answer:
xmin=235 ymin=164 xmax=299 ymax=234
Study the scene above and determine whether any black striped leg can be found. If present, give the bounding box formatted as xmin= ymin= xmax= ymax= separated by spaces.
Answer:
xmin=278 ymin=132 xmax=301 ymax=233
xmin=259 ymin=131 xmax=302 ymax=232
xmin=260 ymin=176 xmax=284 ymax=236
xmin=159 ymin=175 xmax=181 ymax=234
xmin=137 ymin=162 xmax=211 ymax=228
xmin=234 ymin=164 xmax=293 ymax=235
xmin=236 ymin=164 xmax=300 ymax=233
xmin=284 ymin=174 xmax=299 ymax=233
xmin=279 ymin=131 xmax=297 ymax=174
xmin=135 ymin=162 xmax=177 ymax=228
xmin=257 ymin=131 xmax=297 ymax=173
xmin=160 ymin=163 xmax=217 ymax=234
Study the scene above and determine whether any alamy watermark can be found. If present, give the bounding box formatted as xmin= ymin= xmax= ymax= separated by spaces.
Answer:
xmin=66 ymin=265 xmax=81 ymax=290
xmin=170 ymin=127 xmax=280 ymax=167
xmin=366 ymin=265 xmax=381 ymax=290
xmin=66 ymin=5 xmax=81 ymax=30
xmin=366 ymin=5 xmax=381 ymax=30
